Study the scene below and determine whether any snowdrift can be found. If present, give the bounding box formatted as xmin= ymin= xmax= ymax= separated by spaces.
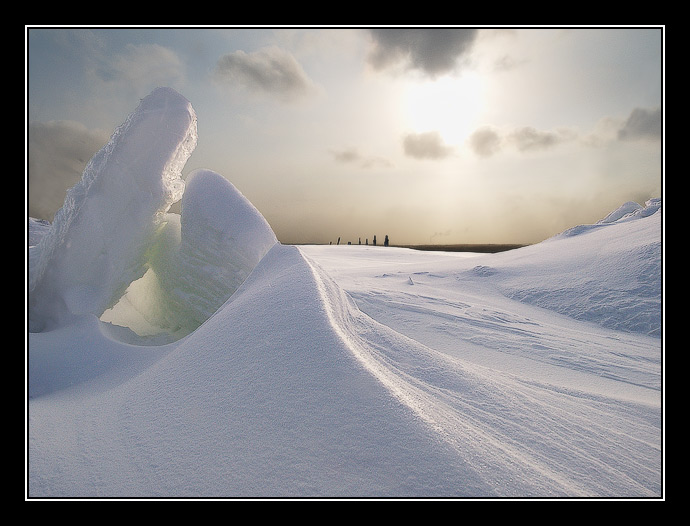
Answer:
xmin=498 ymin=198 xmax=662 ymax=337
xmin=27 ymin=88 xmax=662 ymax=498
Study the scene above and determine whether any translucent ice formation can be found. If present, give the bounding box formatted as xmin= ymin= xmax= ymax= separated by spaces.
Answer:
xmin=29 ymin=87 xmax=198 ymax=331
xmin=162 ymin=169 xmax=277 ymax=329
xmin=102 ymin=169 xmax=277 ymax=337
xmin=29 ymin=87 xmax=277 ymax=337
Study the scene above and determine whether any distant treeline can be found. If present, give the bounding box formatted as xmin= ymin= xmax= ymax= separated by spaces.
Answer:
xmin=329 ymin=235 xmax=389 ymax=246
xmin=295 ymin=240 xmax=530 ymax=253
xmin=393 ymin=244 xmax=529 ymax=253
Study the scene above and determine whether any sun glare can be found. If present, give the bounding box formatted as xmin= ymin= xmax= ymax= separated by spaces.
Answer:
xmin=403 ymin=72 xmax=485 ymax=147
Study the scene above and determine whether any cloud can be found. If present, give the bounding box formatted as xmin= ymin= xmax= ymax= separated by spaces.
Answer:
xmin=403 ymin=131 xmax=453 ymax=160
xmin=330 ymin=147 xmax=393 ymax=169
xmin=469 ymin=126 xmax=577 ymax=157
xmin=28 ymin=120 xmax=110 ymax=220
xmin=469 ymin=127 xmax=502 ymax=157
xmin=89 ymin=43 xmax=185 ymax=97
xmin=214 ymin=46 xmax=318 ymax=103
xmin=578 ymin=107 xmax=662 ymax=148
xmin=331 ymin=148 xmax=360 ymax=164
xmin=368 ymin=28 xmax=478 ymax=78
xmin=617 ymin=106 xmax=661 ymax=141
xmin=508 ymin=126 xmax=574 ymax=152
xmin=469 ymin=108 xmax=661 ymax=159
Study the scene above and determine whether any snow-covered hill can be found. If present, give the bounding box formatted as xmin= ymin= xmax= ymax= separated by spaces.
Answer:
xmin=27 ymin=88 xmax=662 ymax=499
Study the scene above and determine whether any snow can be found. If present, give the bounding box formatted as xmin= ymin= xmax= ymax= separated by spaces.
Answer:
xmin=27 ymin=88 xmax=663 ymax=499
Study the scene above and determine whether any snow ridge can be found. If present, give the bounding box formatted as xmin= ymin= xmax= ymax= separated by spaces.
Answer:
xmin=299 ymin=249 xmax=661 ymax=497
xmin=556 ymin=198 xmax=661 ymax=238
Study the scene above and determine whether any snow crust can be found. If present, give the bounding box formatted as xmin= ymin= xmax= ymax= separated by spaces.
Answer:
xmin=27 ymin=88 xmax=662 ymax=499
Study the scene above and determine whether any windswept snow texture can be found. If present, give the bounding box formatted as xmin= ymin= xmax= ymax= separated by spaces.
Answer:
xmin=27 ymin=88 xmax=662 ymax=498
xmin=503 ymin=199 xmax=662 ymax=336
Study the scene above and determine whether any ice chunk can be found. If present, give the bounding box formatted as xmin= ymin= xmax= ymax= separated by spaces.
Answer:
xmin=102 ymin=169 xmax=278 ymax=337
xmin=29 ymin=87 xmax=198 ymax=331
xmin=154 ymin=169 xmax=277 ymax=332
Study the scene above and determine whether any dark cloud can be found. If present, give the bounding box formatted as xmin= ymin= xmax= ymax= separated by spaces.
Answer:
xmin=368 ymin=28 xmax=478 ymax=78
xmin=469 ymin=127 xmax=502 ymax=157
xmin=28 ymin=120 xmax=110 ymax=220
xmin=403 ymin=131 xmax=453 ymax=160
xmin=214 ymin=46 xmax=317 ymax=103
xmin=617 ymin=106 xmax=661 ymax=141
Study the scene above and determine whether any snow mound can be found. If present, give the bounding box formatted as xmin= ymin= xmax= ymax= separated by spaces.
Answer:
xmin=495 ymin=199 xmax=661 ymax=336
xmin=29 ymin=87 xmax=276 ymax=339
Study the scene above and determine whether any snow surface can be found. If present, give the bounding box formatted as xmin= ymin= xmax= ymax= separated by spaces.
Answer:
xmin=27 ymin=88 xmax=663 ymax=499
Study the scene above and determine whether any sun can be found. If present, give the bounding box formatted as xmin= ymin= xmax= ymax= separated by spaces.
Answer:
xmin=403 ymin=71 xmax=485 ymax=147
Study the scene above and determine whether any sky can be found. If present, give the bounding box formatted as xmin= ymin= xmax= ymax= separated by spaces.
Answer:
xmin=26 ymin=26 xmax=664 ymax=245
